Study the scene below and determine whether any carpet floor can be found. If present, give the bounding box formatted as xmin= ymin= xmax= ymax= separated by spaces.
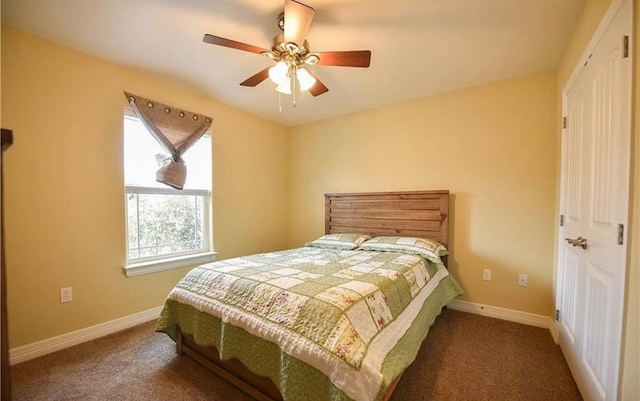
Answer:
xmin=10 ymin=310 xmax=582 ymax=401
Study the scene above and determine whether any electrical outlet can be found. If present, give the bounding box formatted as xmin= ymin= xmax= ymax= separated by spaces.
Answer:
xmin=518 ymin=274 xmax=528 ymax=287
xmin=482 ymin=269 xmax=492 ymax=281
xmin=60 ymin=287 xmax=73 ymax=303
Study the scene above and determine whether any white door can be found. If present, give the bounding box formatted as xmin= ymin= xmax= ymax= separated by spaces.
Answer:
xmin=557 ymin=1 xmax=632 ymax=400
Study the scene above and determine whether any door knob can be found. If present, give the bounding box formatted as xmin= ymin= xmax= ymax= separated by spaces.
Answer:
xmin=565 ymin=236 xmax=588 ymax=250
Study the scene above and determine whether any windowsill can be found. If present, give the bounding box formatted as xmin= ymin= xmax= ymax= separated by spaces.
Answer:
xmin=124 ymin=251 xmax=217 ymax=278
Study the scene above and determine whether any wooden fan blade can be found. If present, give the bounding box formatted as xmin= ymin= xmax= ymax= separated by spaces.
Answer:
xmin=240 ymin=67 xmax=271 ymax=87
xmin=284 ymin=0 xmax=315 ymax=48
xmin=315 ymin=50 xmax=371 ymax=68
xmin=203 ymin=34 xmax=268 ymax=55
xmin=306 ymin=69 xmax=329 ymax=97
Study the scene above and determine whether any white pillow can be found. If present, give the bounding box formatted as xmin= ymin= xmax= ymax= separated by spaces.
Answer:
xmin=358 ymin=236 xmax=448 ymax=263
xmin=305 ymin=233 xmax=372 ymax=250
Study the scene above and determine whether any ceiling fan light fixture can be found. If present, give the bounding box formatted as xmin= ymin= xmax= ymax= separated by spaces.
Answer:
xmin=268 ymin=61 xmax=289 ymax=85
xmin=296 ymin=67 xmax=316 ymax=91
xmin=276 ymin=78 xmax=292 ymax=94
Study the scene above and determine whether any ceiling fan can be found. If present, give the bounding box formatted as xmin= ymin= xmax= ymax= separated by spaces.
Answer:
xmin=202 ymin=0 xmax=371 ymax=103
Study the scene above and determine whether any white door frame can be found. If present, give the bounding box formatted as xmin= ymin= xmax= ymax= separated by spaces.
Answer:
xmin=557 ymin=0 xmax=632 ymax=400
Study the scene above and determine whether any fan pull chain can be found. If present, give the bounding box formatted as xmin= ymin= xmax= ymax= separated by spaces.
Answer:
xmin=292 ymin=66 xmax=297 ymax=108
xmin=278 ymin=91 xmax=282 ymax=113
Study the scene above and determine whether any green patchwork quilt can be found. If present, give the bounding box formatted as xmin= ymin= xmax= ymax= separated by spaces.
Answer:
xmin=157 ymin=247 xmax=463 ymax=401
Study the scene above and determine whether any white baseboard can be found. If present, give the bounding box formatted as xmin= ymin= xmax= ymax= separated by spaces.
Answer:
xmin=448 ymin=300 xmax=558 ymax=341
xmin=9 ymin=306 xmax=163 ymax=365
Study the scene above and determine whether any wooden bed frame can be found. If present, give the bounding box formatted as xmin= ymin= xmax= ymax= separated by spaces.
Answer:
xmin=324 ymin=190 xmax=449 ymax=248
xmin=175 ymin=190 xmax=450 ymax=401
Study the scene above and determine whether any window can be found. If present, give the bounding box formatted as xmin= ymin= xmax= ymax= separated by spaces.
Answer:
xmin=123 ymin=111 xmax=214 ymax=276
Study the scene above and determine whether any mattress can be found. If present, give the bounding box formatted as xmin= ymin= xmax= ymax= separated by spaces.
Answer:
xmin=157 ymin=246 xmax=463 ymax=401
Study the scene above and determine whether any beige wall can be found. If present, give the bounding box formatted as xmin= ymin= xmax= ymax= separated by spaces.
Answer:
xmin=556 ymin=0 xmax=638 ymax=399
xmin=0 ymin=27 xmax=289 ymax=347
xmin=288 ymin=71 xmax=558 ymax=316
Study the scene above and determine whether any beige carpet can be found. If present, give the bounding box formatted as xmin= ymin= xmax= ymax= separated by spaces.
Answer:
xmin=10 ymin=310 xmax=582 ymax=401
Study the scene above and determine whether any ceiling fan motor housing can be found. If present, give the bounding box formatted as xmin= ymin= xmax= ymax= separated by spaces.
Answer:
xmin=267 ymin=34 xmax=318 ymax=66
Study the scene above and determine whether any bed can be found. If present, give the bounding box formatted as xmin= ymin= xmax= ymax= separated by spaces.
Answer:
xmin=156 ymin=190 xmax=463 ymax=401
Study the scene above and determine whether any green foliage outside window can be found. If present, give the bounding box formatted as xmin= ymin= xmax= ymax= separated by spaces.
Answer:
xmin=127 ymin=193 xmax=204 ymax=259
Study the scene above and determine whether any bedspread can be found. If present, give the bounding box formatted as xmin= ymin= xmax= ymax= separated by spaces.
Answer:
xmin=158 ymin=247 xmax=462 ymax=401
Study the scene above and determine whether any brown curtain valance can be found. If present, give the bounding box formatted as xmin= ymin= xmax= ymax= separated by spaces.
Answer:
xmin=124 ymin=92 xmax=212 ymax=190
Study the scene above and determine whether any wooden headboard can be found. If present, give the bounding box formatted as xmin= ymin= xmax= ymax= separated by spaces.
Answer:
xmin=324 ymin=190 xmax=449 ymax=248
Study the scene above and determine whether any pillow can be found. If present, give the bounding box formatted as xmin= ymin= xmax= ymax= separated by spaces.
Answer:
xmin=358 ymin=236 xmax=448 ymax=263
xmin=305 ymin=233 xmax=372 ymax=250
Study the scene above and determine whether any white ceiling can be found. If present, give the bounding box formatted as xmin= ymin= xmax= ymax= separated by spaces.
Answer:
xmin=2 ymin=0 xmax=585 ymax=127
